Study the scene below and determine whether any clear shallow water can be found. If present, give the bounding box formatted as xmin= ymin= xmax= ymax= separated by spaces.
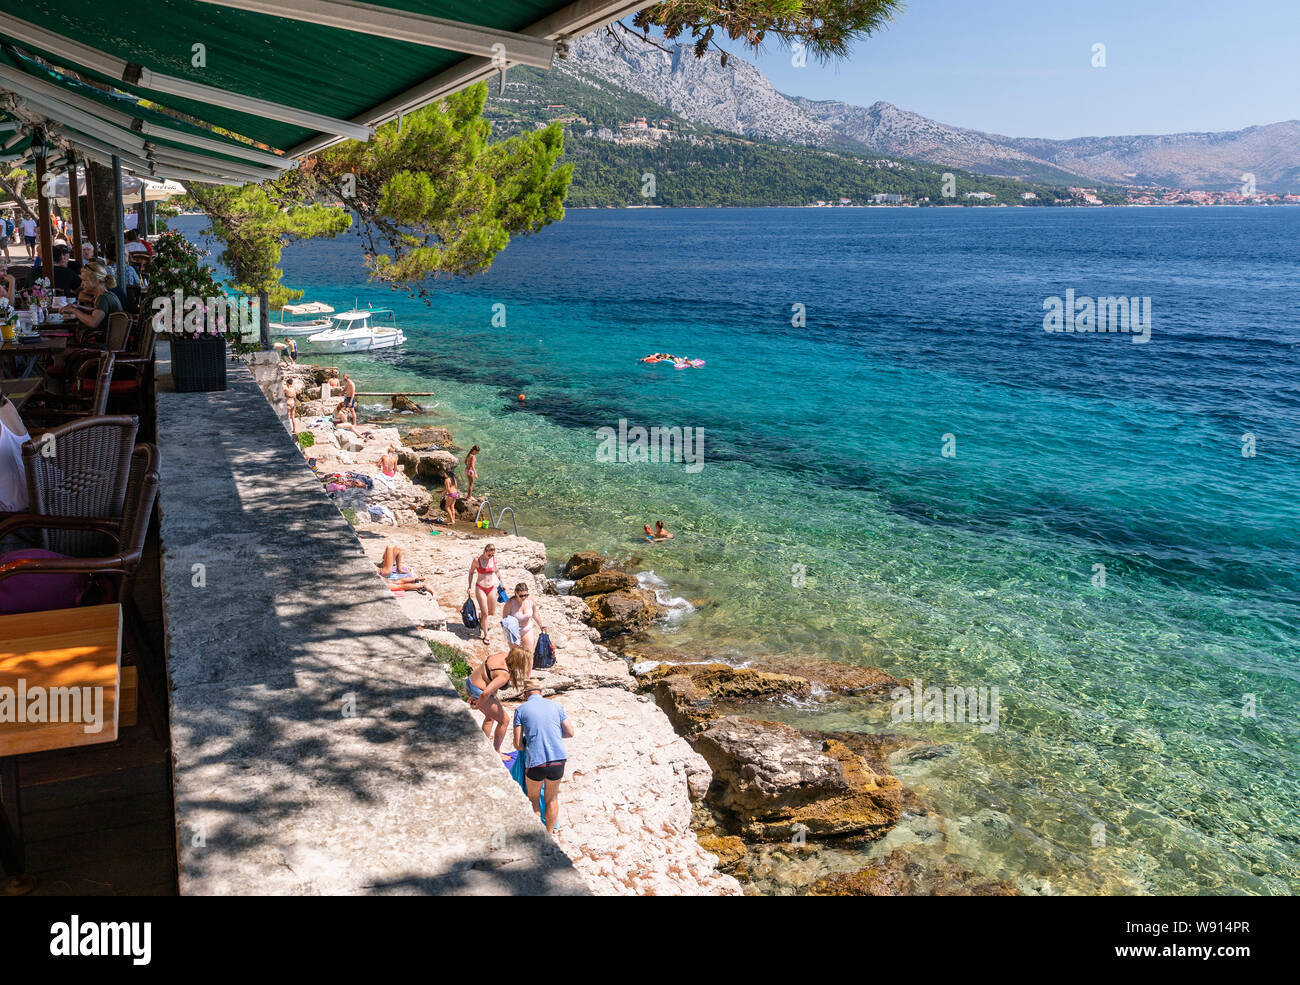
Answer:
xmin=182 ymin=207 xmax=1299 ymax=894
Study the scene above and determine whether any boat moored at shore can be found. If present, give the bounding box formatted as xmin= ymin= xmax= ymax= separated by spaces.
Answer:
xmin=305 ymin=308 xmax=405 ymax=353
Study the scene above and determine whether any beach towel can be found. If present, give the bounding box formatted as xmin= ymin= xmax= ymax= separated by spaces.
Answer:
xmin=500 ymin=614 xmax=521 ymax=646
xmin=373 ymin=472 xmax=396 ymax=491
xmin=496 ymin=584 xmax=509 ymax=603
xmin=461 ymin=597 xmax=479 ymax=629
xmin=533 ymin=632 xmax=556 ymax=670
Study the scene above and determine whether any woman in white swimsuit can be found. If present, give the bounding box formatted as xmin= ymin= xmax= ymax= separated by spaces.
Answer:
xmin=466 ymin=543 xmax=500 ymax=644
xmin=502 ymin=582 xmax=546 ymax=655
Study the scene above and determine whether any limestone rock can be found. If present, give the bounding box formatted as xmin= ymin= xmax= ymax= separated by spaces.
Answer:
xmin=696 ymin=834 xmax=747 ymax=872
xmin=806 ymin=848 xmax=1021 ymax=896
xmin=583 ymin=588 xmax=664 ymax=637
xmin=563 ymin=551 xmax=604 ymax=579
xmin=403 ymin=426 xmax=456 ymax=450
xmin=572 ymin=570 xmax=638 ymax=596
xmin=398 ymin=448 xmax=459 ymax=482
xmin=639 ymin=663 xmax=809 ymax=733
xmin=391 ymin=394 xmax=424 ymax=413
xmin=758 ymin=657 xmax=903 ymax=695
xmin=693 ymin=717 xmax=903 ymax=842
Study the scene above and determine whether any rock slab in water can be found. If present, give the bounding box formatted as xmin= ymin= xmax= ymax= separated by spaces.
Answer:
xmin=696 ymin=834 xmax=747 ymax=872
xmin=582 ymin=588 xmax=664 ymax=637
xmin=391 ymin=394 xmax=424 ymax=413
xmin=403 ymin=426 xmax=455 ymax=450
xmin=693 ymin=717 xmax=903 ymax=841
xmin=806 ymin=847 xmax=1021 ymax=896
xmin=572 ymin=570 xmax=639 ymax=597
xmin=639 ymin=663 xmax=810 ymax=733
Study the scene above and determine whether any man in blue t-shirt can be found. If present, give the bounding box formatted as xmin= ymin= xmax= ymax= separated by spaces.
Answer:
xmin=512 ymin=681 xmax=575 ymax=834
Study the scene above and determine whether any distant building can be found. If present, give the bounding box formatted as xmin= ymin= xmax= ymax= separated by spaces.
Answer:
xmin=1020 ymin=192 xmax=1037 ymax=200
xmin=963 ymin=191 xmax=995 ymax=200
xmin=838 ymin=197 xmax=852 ymax=205
xmin=870 ymin=193 xmax=903 ymax=204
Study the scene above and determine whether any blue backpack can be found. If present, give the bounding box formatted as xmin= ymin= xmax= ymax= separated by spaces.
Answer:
xmin=533 ymin=632 xmax=555 ymax=669
xmin=461 ymin=597 xmax=479 ymax=629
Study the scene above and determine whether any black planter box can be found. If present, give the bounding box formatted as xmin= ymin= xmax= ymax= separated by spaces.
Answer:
xmin=170 ymin=334 xmax=227 ymax=393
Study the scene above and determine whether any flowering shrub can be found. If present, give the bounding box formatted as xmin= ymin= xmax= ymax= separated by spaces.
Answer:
xmin=16 ymin=277 xmax=51 ymax=311
xmin=142 ymin=230 xmax=241 ymax=337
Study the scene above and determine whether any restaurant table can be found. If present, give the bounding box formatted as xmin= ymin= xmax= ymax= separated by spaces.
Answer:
xmin=0 ymin=334 xmax=67 ymax=379
xmin=0 ymin=376 xmax=43 ymax=411
xmin=0 ymin=604 xmax=122 ymax=893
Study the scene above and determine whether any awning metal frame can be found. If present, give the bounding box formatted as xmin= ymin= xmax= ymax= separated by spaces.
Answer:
xmin=192 ymin=0 xmax=558 ymax=69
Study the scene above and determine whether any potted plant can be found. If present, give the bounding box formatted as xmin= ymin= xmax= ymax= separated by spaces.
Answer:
xmin=0 ymin=297 xmax=17 ymax=342
xmin=143 ymin=230 xmax=251 ymax=393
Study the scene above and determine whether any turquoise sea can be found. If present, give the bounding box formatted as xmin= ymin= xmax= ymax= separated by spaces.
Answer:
xmin=181 ymin=207 xmax=1300 ymax=895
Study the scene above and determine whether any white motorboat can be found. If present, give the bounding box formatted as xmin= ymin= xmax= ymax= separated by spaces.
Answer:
xmin=273 ymin=301 xmax=336 ymax=336
xmin=304 ymin=308 xmax=405 ymax=353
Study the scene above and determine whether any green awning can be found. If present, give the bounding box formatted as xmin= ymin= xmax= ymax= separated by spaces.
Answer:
xmin=0 ymin=0 xmax=644 ymax=181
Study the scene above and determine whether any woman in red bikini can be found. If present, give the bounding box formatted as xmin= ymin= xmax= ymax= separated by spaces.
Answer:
xmin=466 ymin=543 xmax=500 ymax=644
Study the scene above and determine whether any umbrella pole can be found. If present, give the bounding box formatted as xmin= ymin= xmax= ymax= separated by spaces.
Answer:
xmin=67 ymin=154 xmax=83 ymax=263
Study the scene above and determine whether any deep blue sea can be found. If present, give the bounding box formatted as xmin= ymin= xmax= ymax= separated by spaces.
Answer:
xmin=181 ymin=206 xmax=1300 ymax=894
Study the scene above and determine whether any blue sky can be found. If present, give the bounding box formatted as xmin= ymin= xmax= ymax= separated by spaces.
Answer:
xmin=709 ymin=0 xmax=1300 ymax=138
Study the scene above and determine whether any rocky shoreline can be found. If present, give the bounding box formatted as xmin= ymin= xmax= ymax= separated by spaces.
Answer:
xmin=278 ymin=361 xmax=1020 ymax=897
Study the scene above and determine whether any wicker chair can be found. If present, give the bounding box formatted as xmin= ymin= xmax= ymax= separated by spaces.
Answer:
xmin=0 ymin=442 xmax=157 ymax=597
xmin=0 ymin=442 xmax=163 ymax=739
xmin=47 ymin=311 xmax=131 ymax=387
xmin=14 ymin=415 xmax=139 ymax=557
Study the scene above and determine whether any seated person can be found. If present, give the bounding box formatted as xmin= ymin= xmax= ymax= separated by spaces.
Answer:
xmin=48 ymin=244 xmax=80 ymax=294
xmin=377 ymin=544 xmax=424 ymax=590
xmin=123 ymin=228 xmax=153 ymax=256
xmin=54 ymin=260 xmax=120 ymax=343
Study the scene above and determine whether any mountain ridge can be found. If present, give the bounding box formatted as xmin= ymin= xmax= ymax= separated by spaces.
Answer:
xmin=557 ymin=34 xmax=1300 ymax=192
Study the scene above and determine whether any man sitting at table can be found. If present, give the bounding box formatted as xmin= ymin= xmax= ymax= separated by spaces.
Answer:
xmin=55 ymin=260 xmax=121 ymax=343
xmin=49 ymin=244 xmax=80 ymax=294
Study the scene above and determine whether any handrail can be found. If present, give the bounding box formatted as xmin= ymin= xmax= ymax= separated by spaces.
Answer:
xmin=473 ymin=498 xmax=492 ymax=526
xmin=495 ymin=506 xmax=519 ymax=538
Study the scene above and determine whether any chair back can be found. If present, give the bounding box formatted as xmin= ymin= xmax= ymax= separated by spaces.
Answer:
xmin=132 ymin=318 xmax=157 ymax=361
xmin=116 ymin=442 xmax=160 ymax=602
xmin=84 ymin=351 xmax=116 ymax=416
xmin=23 ymin=414 xmax=139 ymax=555
xmin=106 ymin=311 xmax=131 ymax=353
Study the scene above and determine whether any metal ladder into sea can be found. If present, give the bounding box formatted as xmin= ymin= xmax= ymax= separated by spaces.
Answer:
xmin=473 ymin=498 xmax=519 ymax=537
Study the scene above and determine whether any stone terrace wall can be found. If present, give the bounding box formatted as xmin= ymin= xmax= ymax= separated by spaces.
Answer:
xmin=154 ymin=349 xmax=589 ymax=895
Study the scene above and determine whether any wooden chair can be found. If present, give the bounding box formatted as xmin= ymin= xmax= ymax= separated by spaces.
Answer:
xmin=106 ymin=320 xmax=156 ymax=416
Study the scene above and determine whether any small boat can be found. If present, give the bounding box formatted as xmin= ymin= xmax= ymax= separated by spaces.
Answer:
xmin=273 ymin=301 xmax=336 ymax=336
xmin=305 ymin=308 xmax=405 ymax=353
